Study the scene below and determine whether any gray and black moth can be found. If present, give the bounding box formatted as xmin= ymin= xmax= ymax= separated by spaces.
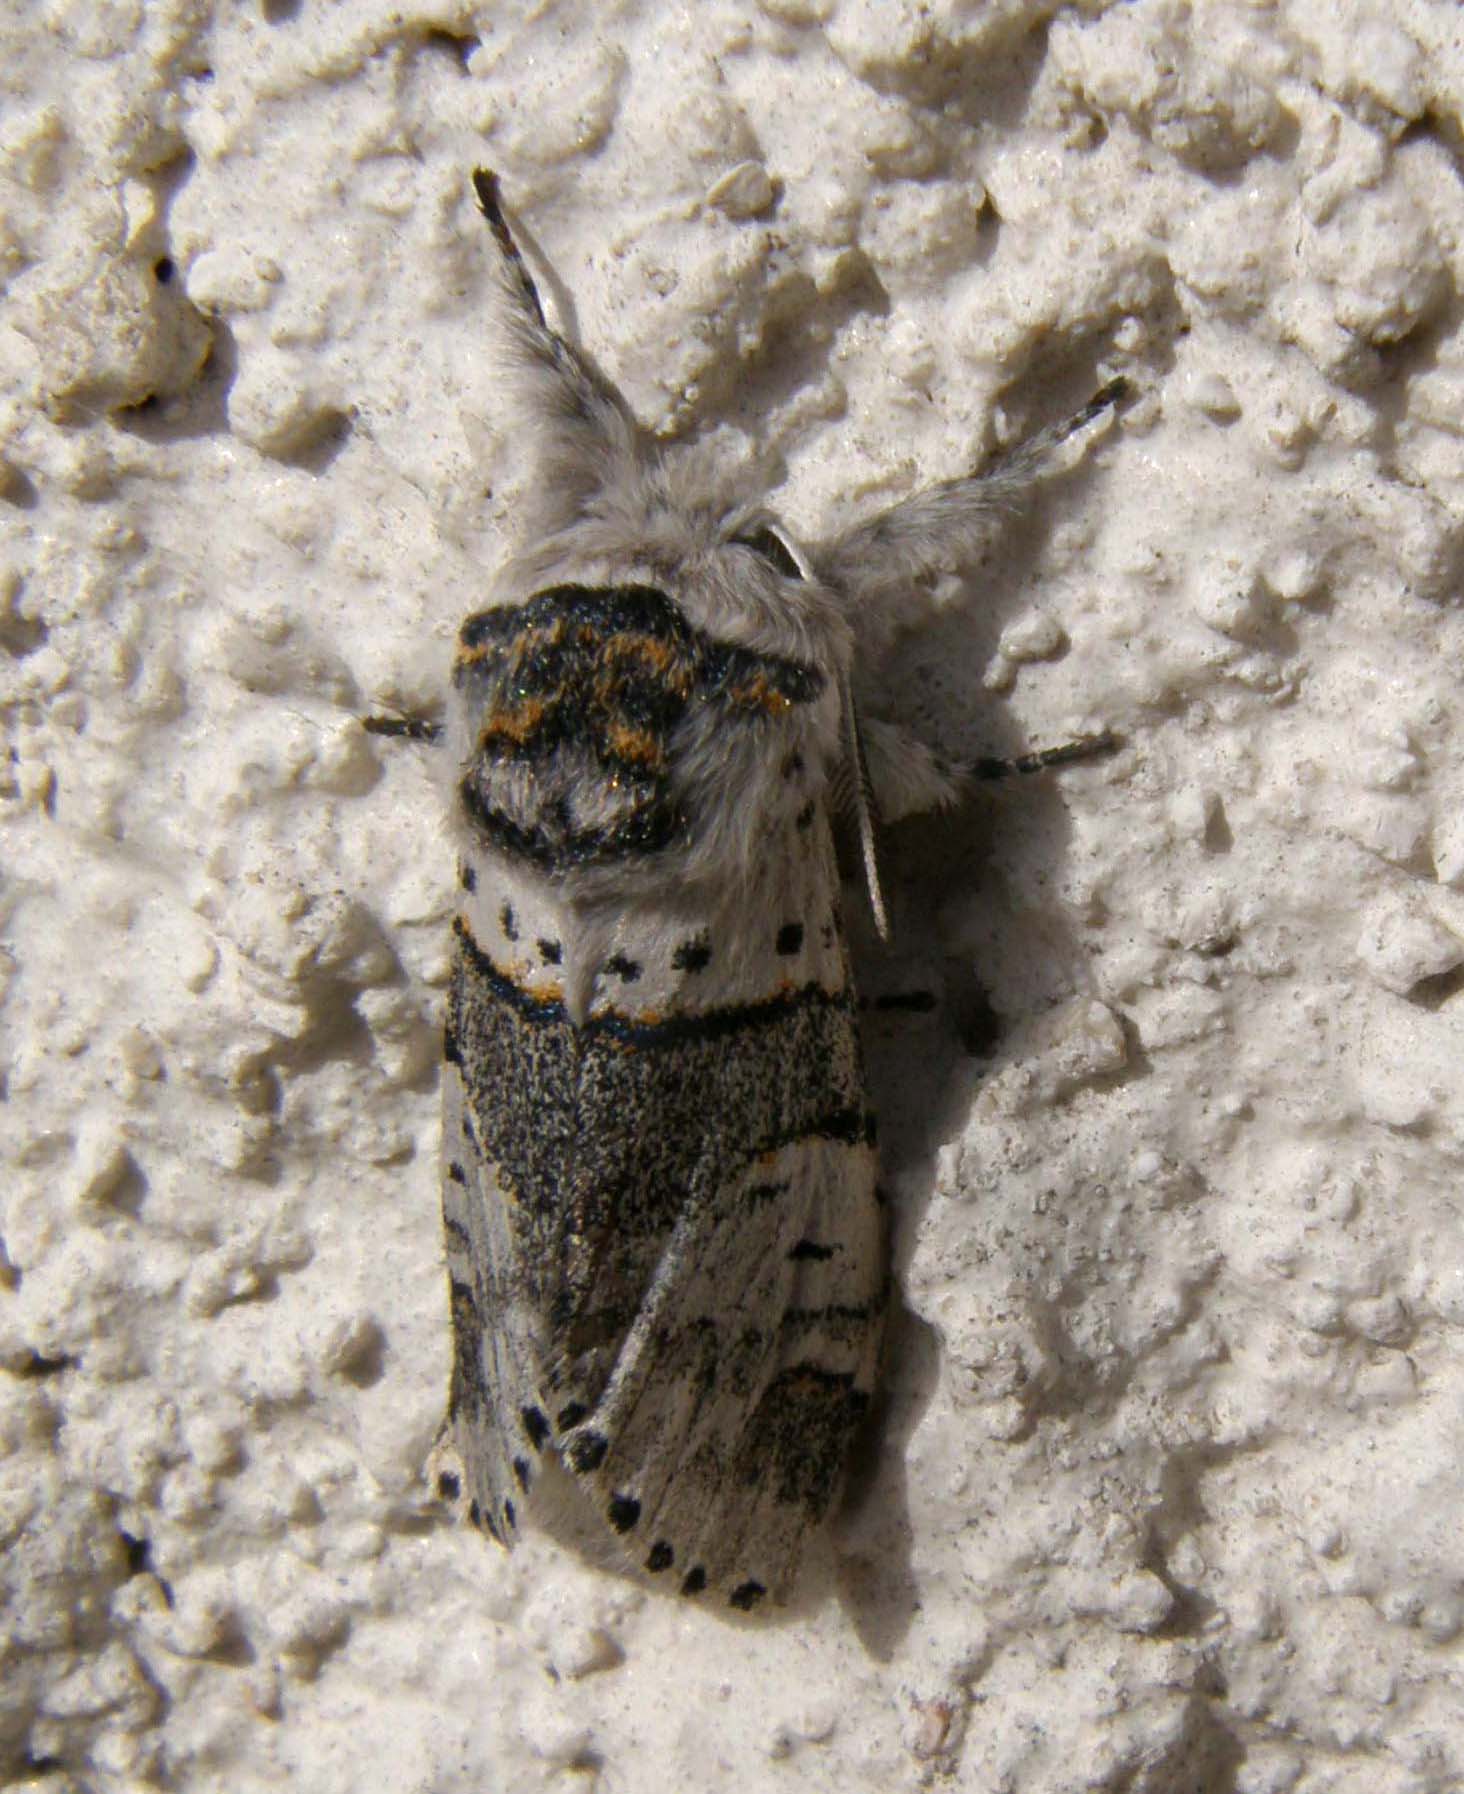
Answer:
xmin=431 ymin=169 xmax=1124 ymax=1612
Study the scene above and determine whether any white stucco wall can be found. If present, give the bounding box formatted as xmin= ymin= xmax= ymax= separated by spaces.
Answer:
xmin=4 ymin=2 xmax=1464 ymax=1789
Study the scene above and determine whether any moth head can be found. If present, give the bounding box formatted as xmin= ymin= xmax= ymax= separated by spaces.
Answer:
xmin=657 ymin=504 xmax=850 ymax=660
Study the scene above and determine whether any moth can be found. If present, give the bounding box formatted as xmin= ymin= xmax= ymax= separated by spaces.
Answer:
xmin=432 ymin=169 xmax=1124 ymax=1611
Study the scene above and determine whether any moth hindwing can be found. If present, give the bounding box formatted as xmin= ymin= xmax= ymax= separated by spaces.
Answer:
xmin=432 ymin=167 xmax=1124 ymax=1610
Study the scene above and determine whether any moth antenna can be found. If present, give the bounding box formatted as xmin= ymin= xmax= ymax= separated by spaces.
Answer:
xmin=471 ymin=168 xmax=640 ymax=527
xmin=981 ymin=377 xmax=1130 ymax=489
xmin=472 ymin=168 xmax=551 ymax=333
xmin=822 ymin=376 xmax=1129 ymax=641
xmin=840 ymin=680 xmax=890 ymax=942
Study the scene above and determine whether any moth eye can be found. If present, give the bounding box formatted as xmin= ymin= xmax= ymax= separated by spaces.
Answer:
xmin=733 ymin=524 xmax=805 ymax=582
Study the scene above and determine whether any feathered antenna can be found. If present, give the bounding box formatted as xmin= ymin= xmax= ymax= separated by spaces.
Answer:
xmin=470 ymin=169 xmax=640 ymax=539
xmin=826 ymin=378 xmax=1129 ymax=933
xmin=821 ymin=378 xmax=1129 ymax=637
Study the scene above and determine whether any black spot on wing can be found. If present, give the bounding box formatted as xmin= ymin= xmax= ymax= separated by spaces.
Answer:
xmin=447 ymin=1160 xmax=467 ymax=1185
xmin=608 ymin=1493 xmax=641 ymax=1533
xmin=776 ymin=922 xmax=804 ymax=956
xmin=500 ymin=901 xmax=518 ymax=941
xmin=445 ymin=914 xmax=874 ymax=1509
xmin=681 ymin=1565 xmax=707 ymax=1596
xmin=671 ymin=936 xmax=712 ymax=972
xmin=748 ymin=1180 xmax=791 ymax=1206
xmin=569 ymin=1431 xmax=608 ymax=1474
xmin=459 ymin=861 xmax=477 ymax=892
xmin=646 ymin=1541 xmax=674 ymax=1572
xmin=788 ymin=1238 xmax=836 ymax=1262
xmin=521 ymin=1405 xmax=550 ymax=1450
xmin=513 ymin=1457 xmax=531 ymax=1492
xmin=778 ymin=1292 xmax=886 ymax=1344
xmin=453 ymin=916 xmax=854 ymax=1053
xmin=436 ymin=1470 xmax=460 ymax=1501
xmin=604 ymin=952 xmax=641 ymax=982
xmin=729 ymin=1579 xmax=767 ymax=1612
xmin=537 ymin=937 xmax=562 ymax=965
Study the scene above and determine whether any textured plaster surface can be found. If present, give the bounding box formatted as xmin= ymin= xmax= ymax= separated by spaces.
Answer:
xmin=4 ymin=1 xmax=1464 ymax=1790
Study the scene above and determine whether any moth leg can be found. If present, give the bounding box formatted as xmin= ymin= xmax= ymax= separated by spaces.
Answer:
xmin=965 ymin=731 xmax=1120 ymax=783
xmin=362 ymin=714 xmax=442 ymax=744
xmin=856 ymin=713 xmax=965 ymax=824
xmin=859 ymin=715 xmax=1119 ymax=821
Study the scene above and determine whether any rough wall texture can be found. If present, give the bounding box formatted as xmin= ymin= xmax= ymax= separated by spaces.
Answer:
xmin=3 ymin=1 xmax=1464 ymax=1790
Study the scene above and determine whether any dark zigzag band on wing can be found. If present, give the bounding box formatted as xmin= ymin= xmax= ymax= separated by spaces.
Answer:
xmin=449 ymin=914 xmax=860 ymax=1052
xmin=453 ymin=583 xmax=825 ymax=873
